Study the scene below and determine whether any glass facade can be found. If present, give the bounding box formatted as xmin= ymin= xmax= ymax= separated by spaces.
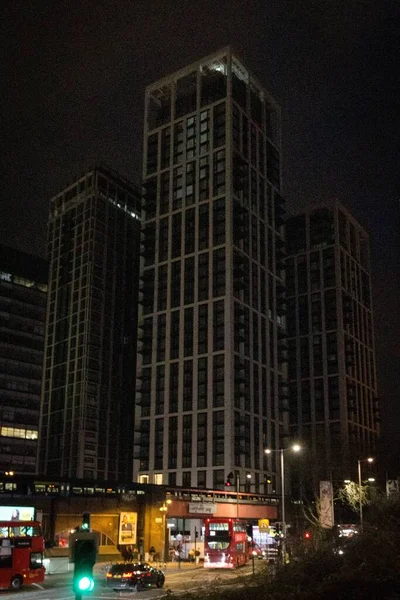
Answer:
xmin=38 ymin=167 xmax=141 ymax=480
xmin=136 ymin=49 xmax=286 ymax=492
xmin=0 ymin=246 xmax=48 ymax=474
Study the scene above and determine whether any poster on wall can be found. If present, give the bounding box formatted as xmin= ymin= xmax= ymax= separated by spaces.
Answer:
xmin=118 ymin=512 xmax=137 ymax=545
xmin=0 ymin=506 xmax=35 ymax=521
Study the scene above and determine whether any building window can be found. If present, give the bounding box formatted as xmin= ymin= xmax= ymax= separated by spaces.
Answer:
xmin=173 ymin=122 xmax=184 ymax=164
xmin=172 ymin=166 xmax=184 ymax=211
xmin=213 ymin=354 xmax=225 ymax=407
xmin=184 ymin=257 xmax=195 ymax=304
xmin=184 ymin=308 xmax=194 ymax=357
xmin=169 ymin=363 xmax=179 ymax=412
xmin=197 ymin=412 xmax=207 ymax=467
xmin=154 ymin=473 xmax=163 ymax=485
xmin=198 ymin=203 xmax=209 ymax=250
xmin=146 ymin=133 xmax=158 ymax=175
xmin=213 ymin=150 xmax=226 ymax=197
xmin=159 ymin=171 xmax=170 ymax=215
xmin=213 ymin=198 xmax=225 ymax=246
xmin=213 ymin=300 xmax=225 ymax=351
xmin=197 ymin=470 xmax=206 ymax=488
xmin=154 ymin=418 xmax=164 ymax=470
xmin=160 ymin=127 xmax=171 ymax=169
xmin=182 ymin=414 xmax=192 ymax=468
xmin=170 ymin=311 xmax=180 ymax=359
xmin=182 ymin=361 xmax=193 ymax=412
xmin=138 ymin=474 xmax=149 ymax=484
xmin=157 ymin=314 xmax=166 ymax=362
xmin=213 ymin=102 xmax=226 ymax=148
xmin=212 ymin=411 xmax=225 ymax=466
xmin=186 ymin=115 xmax=196 ymax=160
xmin=168 ymin=416 xmax=178 ymax=469
xmin=182 ymin=471 xmax=191 ymax=487
xmin=198 ymin=304 xmax=208 ymax=355
xmin=170 ymin=261 xmax=181 ymax=308
xmin=197 ymin=358 xmax=208 ymax=410
xmin=198 ymin=253 xmax=209 ymax=302
xmin=213 ymin=247 xmax=225 ymax=297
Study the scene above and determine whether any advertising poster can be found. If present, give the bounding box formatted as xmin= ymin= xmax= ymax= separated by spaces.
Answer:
xmin=319 ymin=481 xmax=334 ymax=529
xmin=0 ymin=506 xmax=35 ymax=521
xmin=118 ymin=512 xmax=137 ymax=545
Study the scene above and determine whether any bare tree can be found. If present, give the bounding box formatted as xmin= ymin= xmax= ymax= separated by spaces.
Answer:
xmin=338 ymin=481 xmax=370 ymax=512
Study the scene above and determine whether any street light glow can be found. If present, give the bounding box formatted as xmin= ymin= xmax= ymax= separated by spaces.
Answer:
xmin=368 ymin=478 xmax=375 ymax=482
xmin=264 ymin=448 xmax=272 ymax=454
xmin=367 ymin=457 xmax=374 ymax=463
xmin=344 ymin=479 xmax=351 ymax=483
xmin=292 ymin=444 xmax=301 ymax=452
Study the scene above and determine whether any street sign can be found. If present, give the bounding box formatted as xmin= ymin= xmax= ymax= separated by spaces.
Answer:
xmin=258 ymin=519 xmax=270 ymax=530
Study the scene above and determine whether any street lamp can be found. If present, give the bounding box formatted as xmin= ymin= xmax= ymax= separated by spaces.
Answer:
xmin=159 ymin=499 xmax=172 ymax=562
xmin=358 ymin=457 xmax=374 ymax=533
xmin=264 ymin=444 xmax=302 ymax=564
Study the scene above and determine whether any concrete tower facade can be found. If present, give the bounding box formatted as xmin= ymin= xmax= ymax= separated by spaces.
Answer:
xmin=285 ymin=200 xmax=379 ymax=483
xmin=136 ymin=48 xmax=287 ymax=492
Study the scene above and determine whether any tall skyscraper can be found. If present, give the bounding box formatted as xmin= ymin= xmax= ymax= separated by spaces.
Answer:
xmin=136 ymin=48 xmax=287 ymax=492
xmin=38 ymin=166 xmax=141 ymax=481
xmin=0 ymin=245 xmax=48 ymax=474
xmin=285 ymin=200 xmax=379 ymax=484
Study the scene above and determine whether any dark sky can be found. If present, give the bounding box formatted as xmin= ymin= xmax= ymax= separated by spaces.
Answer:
xmin=1 ymin=0 xmax=399 ymax=467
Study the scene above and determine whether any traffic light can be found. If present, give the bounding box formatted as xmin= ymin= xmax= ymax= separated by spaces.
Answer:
xmin=71 ymin=532 xmax=98 ymax=595
xmin=265 ymin=474 xmax=272 ymax=484
xmin=225 ymin=471 xmax=234 ymax=486
xmin=81 ymin=512 xmax=91 ymax=531
xmin=303 ymin=531 xmax=311 ymax=540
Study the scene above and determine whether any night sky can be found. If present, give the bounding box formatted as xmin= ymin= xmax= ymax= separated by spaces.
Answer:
xmin=1 ymin=1 xmax=399 ymax=468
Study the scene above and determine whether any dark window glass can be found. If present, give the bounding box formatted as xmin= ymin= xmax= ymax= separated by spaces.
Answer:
xmin=213 ymin=248 xmax=225 ymax=297
xmin=213 ymin=198 xmax=225 ymax=246
xmin=170 ymin=311 xmax=180 ymax=359
xmin=198 ymin=358 xmax=208 ymax=410
xmin=198 ymin=304 xmax=208 ymax=355
xmin=184 ymin=307 xmax=193 ymax=357
xmin=213 ymin=102 xmax=226 ymax=148
xmin=198 ymin=203 xmax=209 ymax=250
xmin=198 ymin=253 xmax=209 ymax=302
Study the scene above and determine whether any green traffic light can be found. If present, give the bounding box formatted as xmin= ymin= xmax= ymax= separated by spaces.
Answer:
xmin=77 ymin=575 xmax=94 ymax=592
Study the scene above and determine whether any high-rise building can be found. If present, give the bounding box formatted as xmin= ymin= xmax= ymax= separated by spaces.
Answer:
xmin=136 ymin=48 xmax=287 ymax=492
xmin=38 ymin=166 xmax=141 ymax=481
xmin=0 ymin=245 xmax=48 ymax=474
xmin=285 ymin=200 xmax=379 ymax=484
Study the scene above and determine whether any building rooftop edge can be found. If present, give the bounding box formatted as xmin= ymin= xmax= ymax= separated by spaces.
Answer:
xmin=286 ymin=198 xmax=369 ymax=238
xmin=145 ymin=46 xmax=280 ymax=110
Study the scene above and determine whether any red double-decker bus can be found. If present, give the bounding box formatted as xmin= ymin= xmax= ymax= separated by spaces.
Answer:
xmin=0 ymin=521 xmax=45 ymax=590
xmin=204 ymin=518 xmax=249 ymax=569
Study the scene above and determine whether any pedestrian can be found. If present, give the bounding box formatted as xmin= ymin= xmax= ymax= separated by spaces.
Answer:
xmin=121 ymin=547 xmax=129 ymax=562
xmin=127 ymin=545 xmax=133 ymax=562
xmin=149 ymin=546 xmax=156 ymax=562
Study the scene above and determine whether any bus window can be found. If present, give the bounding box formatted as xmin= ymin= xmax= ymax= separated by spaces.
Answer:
xmin=30 ymin=553 xmax=43 ymax=569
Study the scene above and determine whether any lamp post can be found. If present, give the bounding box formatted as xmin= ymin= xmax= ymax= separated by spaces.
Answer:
xmin=159 ymin=499 xmax=172 ymax=562
xmin=357 ymin=457 xmax=374 ymax=533
xmin=265 ymin=444 xmax=301 ymax=565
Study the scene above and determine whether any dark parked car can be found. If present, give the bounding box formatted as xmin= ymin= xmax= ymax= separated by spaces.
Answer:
xmin=106 ymin=562 xmax=165 ymax=591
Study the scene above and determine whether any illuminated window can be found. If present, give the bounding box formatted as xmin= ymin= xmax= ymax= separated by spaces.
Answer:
xmin=0 ymin=427 xmax=38 ymax=440
xmin=138 ymin=475 xmax=149 ymax=484
xmin=154 ymin=473 xmax=163 ymax=485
